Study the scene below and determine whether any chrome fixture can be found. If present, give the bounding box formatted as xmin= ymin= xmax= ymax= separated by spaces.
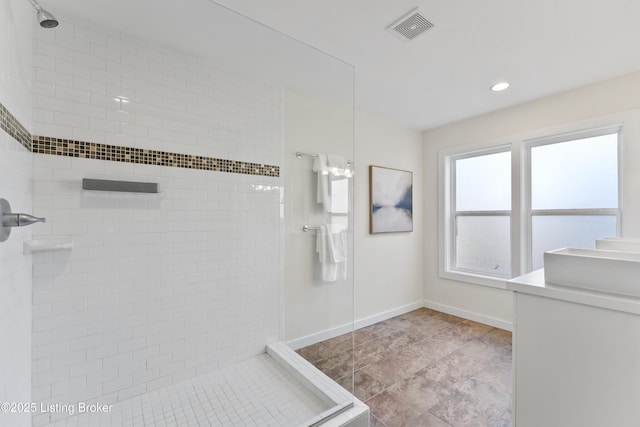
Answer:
xmin=0 ymin=198 xmax=46 ymax=242
xmin=296 ymin=151 xmax=319 ymax=159
xmin=296 ymin=151 xmax=352 ymax=167
xmin=27 ymin=0 xmax=59 ymax=28
xmin=302 ymin=225 xmax=321 ymax=232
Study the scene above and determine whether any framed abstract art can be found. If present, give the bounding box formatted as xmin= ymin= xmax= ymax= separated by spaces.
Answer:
xmin=369 ymin=165 xmax=413 ymax=233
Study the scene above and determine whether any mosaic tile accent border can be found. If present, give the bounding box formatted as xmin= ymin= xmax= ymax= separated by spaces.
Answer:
xmin=32 ymin=136 xmax=280 ymax=177
xmin=1 ymin=100 xmax=278 ymax=177
xmin=0 ymin=102 xmax=32 ymax=151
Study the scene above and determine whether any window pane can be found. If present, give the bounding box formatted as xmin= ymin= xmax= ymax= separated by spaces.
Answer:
xmin=456 ymin=151 xmax=511 ymax=211
xmin=455 ymin=216 xmax=510 ymax=276
xmin=531 ymin=134 xmax=618 ymax=210
xmin=531 ymin=215 xmax=617 ymax=270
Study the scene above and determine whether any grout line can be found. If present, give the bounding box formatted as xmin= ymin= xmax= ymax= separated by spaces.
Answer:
xmin=32 ymin=136 xmax=280 ymax=177
xmin=370 ymin=413 xmax=389 ymax=427
xmin=426 ymin=411 xmax=454 ymax=427
xmin=0 ymin=100 xmax=280 ymax=178
xmin=0 ymin=101 xmax=32 ymax=151
xmin=301 ymin=309 xmax=513 ymax=426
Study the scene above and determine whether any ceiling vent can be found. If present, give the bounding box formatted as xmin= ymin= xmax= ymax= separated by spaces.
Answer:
xmin=387 ymin=8 xmax=433 ymax=41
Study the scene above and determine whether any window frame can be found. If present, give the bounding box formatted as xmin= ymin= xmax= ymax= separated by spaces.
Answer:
xmin=522 ymin=125 xmax=623 ymax=273
xmin=439 ymin=143 xmax=513 ymax=289
xmin=439 ymin=121 xmax=623 ymax=289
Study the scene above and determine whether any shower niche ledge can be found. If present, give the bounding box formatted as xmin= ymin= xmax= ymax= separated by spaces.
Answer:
xmin=23 ymin=239 xmax=73 ymax=254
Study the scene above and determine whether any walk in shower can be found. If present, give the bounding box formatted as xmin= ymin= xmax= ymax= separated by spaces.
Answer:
xmin=0 ymin=0 xmax=359 ymax=426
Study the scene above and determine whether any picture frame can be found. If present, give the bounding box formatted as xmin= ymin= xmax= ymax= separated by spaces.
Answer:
xmin=369 ymin=165 xmax=413 ymax=234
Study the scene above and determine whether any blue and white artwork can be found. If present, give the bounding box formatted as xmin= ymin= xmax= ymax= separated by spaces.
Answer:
xmin=370 ymin=166 xmax=413 ymax=233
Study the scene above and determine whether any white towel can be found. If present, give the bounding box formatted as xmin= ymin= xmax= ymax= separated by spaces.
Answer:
xmin=316 ymin=224 xmax=347 ymax=282
xmin=312 ymin=154 xmax=351 ymax=213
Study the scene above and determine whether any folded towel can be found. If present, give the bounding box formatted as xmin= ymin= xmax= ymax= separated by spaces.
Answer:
xmin=313 ymin=154 xmax=352 ymax=213
xmin=316 ymin=224 xmax=347 ymax=282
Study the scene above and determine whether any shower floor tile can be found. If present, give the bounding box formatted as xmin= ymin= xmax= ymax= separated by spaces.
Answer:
xmin=297 ymin=308 xmax=513 ymax=427
xmin=44 ymin=353 xmax=332 ymax=427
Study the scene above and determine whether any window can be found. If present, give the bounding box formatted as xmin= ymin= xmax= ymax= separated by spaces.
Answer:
xmin=526 ymin=129 xmax=620 ymax=270
xmin=440 ymin=124 xmax=621 ymax=288
xmin=452 ymin=148 xmax=511 ymax=277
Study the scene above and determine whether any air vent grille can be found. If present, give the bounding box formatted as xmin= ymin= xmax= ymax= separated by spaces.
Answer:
xmin=388 ymin=8 xmax=434 ymax=41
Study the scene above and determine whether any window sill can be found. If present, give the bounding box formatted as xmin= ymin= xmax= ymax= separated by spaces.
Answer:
xmin=439 ymin=269 xmax=510 ymax=290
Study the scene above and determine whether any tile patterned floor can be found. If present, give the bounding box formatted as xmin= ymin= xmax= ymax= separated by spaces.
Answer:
xmin=296 ymin=308 xmax=513 ymax=427
xmin=43 ymin=353 xmax=331 ymax=427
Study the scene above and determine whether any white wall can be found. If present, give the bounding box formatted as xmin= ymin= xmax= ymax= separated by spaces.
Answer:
xmin=283 ymin=90 xmax=354 ymax=343
xmin=284 ymin=90 xmax=423 ymax=345
xmin=0 ymin=0 xmax=32 ymax=123
xmin=353 ymin=110 xmax=423 ymax=322
xmin=0 ymin=2 xmax=33 ymax=427
xmin=423 ymin=70 xmax=640 ymax=327
xmin=30 ymin=18 xmax=282 ymax=426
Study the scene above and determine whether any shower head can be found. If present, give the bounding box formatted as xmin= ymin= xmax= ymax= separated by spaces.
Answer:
xmin=28 ymin=0 xmax=58 ymax=28
xmin=36 ymin=7 xmax=58 ymax=28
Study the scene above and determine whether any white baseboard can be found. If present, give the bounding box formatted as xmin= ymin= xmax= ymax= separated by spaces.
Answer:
xmin=286 ymin=323 xmax=354 ymax=351
xmin=423 ymin=300 xmax=513 ymax=331
xmin=286 ymin=301 xmax=423 ymax=350
xmin=286 ymin=300 xmax=512 ymax=350
xmin=353 ymin=301 xmax=424 ymax=331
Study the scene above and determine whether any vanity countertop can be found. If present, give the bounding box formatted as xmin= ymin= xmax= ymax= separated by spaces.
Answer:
xmin=506 ymin=269 xmax=640 ymax=315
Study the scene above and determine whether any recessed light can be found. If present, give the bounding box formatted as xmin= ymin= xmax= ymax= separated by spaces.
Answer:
xmin=491 ymin=82 xmax=510 ymax=92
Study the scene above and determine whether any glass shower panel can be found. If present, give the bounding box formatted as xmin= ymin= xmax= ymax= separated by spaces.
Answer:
xmin=330 ymin=178 xmax=350 ymax=214
xmin=284 ymin=89 xmax=355 ymax=392
xmin=27 ymin=0 xmax=356 ymax=425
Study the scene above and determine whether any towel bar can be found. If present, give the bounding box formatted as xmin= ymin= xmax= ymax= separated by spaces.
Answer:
xmin=295 ymin=152 xmax=352 ymax=167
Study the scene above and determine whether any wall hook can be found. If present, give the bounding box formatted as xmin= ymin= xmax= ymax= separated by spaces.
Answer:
xmin=0 ymin=198 xmax=46 ymax=242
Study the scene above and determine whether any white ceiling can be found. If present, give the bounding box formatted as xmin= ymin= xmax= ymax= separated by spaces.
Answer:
xmin=49 ymin=0 xmax=640 ymax=130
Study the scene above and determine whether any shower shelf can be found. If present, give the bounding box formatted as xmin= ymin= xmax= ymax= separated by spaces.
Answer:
xmin=23 ymin=239 xmax=73 ymax=254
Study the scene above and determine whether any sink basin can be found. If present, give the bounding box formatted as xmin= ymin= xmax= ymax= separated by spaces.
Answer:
xmin=596 ymin=237 xmax=640 ymax=253
xmin=544 ymin=247 xmax=640 ymax=298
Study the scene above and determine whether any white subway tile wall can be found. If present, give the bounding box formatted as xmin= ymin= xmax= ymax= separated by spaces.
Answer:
xmin=0 ymin=1 xmax=33 ymax=427
xmin=32 ymin=19 xmax=282 ymax=166
xmin=0 ymin=130 xmax=34 ymax=427
xmin=30 ymin=18 xmax=284 ymax=426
